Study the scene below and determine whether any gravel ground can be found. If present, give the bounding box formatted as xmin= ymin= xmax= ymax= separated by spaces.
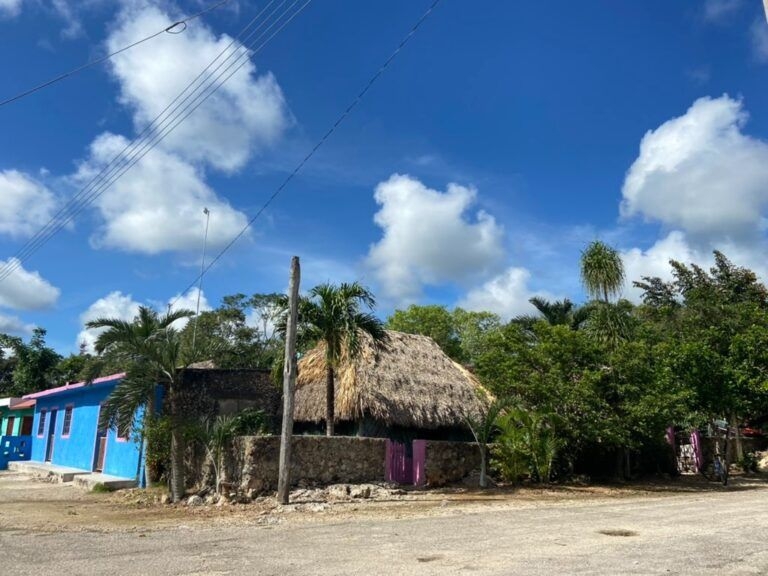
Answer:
xmin=1 ymin=471 xmax=767 ymax=575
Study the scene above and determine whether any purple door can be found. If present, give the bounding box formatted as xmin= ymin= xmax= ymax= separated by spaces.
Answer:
xmin=386 ymin=440 xmax=412 ymax=484
xmin=386 ymin=440 xmax=426 ymax=485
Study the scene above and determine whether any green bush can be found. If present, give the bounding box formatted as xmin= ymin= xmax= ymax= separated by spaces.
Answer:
xmin=492 ymin=409 xmax=560 ymax=483
xmin=739 ymin=451 xmax=758 ymax=473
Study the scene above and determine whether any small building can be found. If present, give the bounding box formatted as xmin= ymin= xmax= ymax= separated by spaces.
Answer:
xmin=0 ymin=397 xmax=35 ymax=469
xmin=23 ymin=373 xmax=144 ymax=481
xmin=0 ymin=397 xmax=35 ymax=437
xmin=294 ymin=330 xmax=491 ymax=440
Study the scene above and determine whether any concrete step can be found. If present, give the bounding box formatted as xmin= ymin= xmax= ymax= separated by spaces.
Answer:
xmin=74 ymin=473 xmax=137 ymax=491
xmin=8 ymin=461 xmax=90 ymax=482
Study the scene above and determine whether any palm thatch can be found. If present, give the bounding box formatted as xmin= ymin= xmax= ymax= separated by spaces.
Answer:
xmin=294 ymin=330 xmax=492 ymax=430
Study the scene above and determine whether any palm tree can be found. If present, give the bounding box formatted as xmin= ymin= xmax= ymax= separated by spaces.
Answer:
xmin=87 ymin=306 xmax=193 ymax=501
xmin=580 ymin=240 xmax=625 ymax=303
xmin=512 ymin=297 xmax=589 ymax=332
xmin=298 ymin=282 xmax=386 ymax=436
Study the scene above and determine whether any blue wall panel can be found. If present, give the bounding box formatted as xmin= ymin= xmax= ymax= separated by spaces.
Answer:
xmin=29 ymin=379 xmax=143 ymax=479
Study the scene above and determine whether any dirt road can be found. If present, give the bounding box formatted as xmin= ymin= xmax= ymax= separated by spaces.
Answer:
xmin=2 ymin=472 xmax=767 ymax=575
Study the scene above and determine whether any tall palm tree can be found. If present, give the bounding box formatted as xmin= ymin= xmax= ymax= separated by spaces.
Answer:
xmin=299 ymin=282 xmax=386 ymax=436
xmin=87 ymin=306 xmax=193 ymax=501
xmin=580 ymin=240 xmax=625 ymax=303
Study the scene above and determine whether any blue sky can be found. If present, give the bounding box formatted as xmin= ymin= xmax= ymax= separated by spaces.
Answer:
xmin=1 ymin=0 xmax=768 ymax=354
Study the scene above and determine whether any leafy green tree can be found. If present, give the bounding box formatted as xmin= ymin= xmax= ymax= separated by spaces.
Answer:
xmin=298 ymin=282 xmax=386 ymax=436
xmin=87 ymin=306 xmax=194 ymax=501
xmin=635 ymin=252 xmax=768 ymax=424
xmin=386 ymin=305 xmax=463 ymax=360
xmin=180 ymin=293 xmax=286 ymax=370
xmin=0 ymin=328 xmax=62 ymax=396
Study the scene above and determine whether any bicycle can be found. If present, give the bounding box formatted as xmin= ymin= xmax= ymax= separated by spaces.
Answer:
xmin=710 ymin=422 xmax=731 ymax=486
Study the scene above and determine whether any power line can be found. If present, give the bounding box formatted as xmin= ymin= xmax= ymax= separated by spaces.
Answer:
xmin=172 ymin=0 xmax=444 ymax=305
xmin=0 ymin=0 xmax=234 ymax=108
xmin=0 ymin=0 xmax=311 ymax=283
xmin=0 ymin=0 xmax=286 ymax=281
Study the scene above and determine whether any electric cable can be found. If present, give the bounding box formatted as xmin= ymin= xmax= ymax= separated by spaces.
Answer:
xmin=171 ymin=0 xmax=444 ymax=306
xmin=0 ymin=0 xmax=310 ymax=283
xmin=0 ymin=0 xmax=234 ymax=108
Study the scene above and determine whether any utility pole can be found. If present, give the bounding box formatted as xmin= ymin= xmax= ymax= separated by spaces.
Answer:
xmin=278 ymin=256 xmax=300 ymax=504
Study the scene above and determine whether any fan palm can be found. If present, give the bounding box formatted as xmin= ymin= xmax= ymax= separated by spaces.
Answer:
xmin=298 ymin=282 xmax=386 ymax=436
xmin=87 ymin=306 xmax=193 ymax=501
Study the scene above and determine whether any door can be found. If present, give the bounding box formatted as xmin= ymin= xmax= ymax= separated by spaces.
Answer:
xmin=93 ymin=406 xmax=107 ymax=473
xmin=5 ymin=417 xmax=15 ymax=436
xmin=385 ymin=440 xmax=413 ymax=484
xmin=93 ymin=431 xmax=107 ymax=472
xmin=44 ymin=410 xmax=57 ymax=462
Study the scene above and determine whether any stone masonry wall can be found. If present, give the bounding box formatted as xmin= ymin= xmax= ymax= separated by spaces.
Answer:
xmin=223 ymin=435 xmax=387 ymax=494
xmin=216 ymin=436 xmax=481 ymax=494
xmin=424 ymin=440 xmax=480 ymax=486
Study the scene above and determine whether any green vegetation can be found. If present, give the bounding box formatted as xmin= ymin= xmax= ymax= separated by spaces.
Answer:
xmin=3 ymin=252 xmax=768 ymax=485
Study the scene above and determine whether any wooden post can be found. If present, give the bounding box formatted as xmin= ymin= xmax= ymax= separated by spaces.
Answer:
xmin=278 ymin=256 xmax=300 ymax=505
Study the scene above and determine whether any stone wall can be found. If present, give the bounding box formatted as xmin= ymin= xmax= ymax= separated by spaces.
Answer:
xmin=424 ymin=440 xmax=480 ymax=486
xmin=222 ymin=435 xmax=387 ymax=494
xmin=213 ymin=436 xmax=481 ymax=494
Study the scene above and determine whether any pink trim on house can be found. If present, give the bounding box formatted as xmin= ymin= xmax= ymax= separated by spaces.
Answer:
xmin=23 ymin=373 xmax=126 ymax=400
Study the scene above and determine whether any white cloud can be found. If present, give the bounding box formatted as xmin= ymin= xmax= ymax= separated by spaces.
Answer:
xmin=457 ymin=267 xmax=552 ymax=320
xmin=77 ymin=288 xmax=213 ymax=351
xmin=167 ymin=287 xmax=211 ymax=330
xmin=0 ymin=170 xmax=58 ymax=238
xmin=0 ymin=314 xmax=35 ymax=336
xmin=0 ymin=258 xmax=60 ymax=310
xmin=0 ymin=0 xmax=21 ymax=18
xmin=107 ymin=1 xmax=290 ymax=172
xmin=620 ymin=95 xmax=768 ymax=242
xmin=76 ymin=132 xmax=250 ymax=254
xmin=620 ymin=232 xmax=699 ymax=302
xmin=620 ymin=230 xmax=768 ymax=303
xmin=76 ymin=291 xmax=141 ymax=353
xmin=51 ymin=0 xmax=83 ymax=38
xmin=366 ymin=174 xmax=504 ymax=302
xmin=703 ymin=0 xmax=743 ymax=22
xmin=752 ymin=19 xmax=768 ymax=63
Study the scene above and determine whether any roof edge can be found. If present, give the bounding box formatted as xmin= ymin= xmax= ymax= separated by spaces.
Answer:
xmin=23 ymin=372 xmax=126 ymax=400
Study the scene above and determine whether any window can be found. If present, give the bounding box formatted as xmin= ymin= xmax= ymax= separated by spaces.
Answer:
xmin=61 ymin=406 xmax=73 ymax=437
xmin=5 ymin=417 xmax=15 ymax=436
xmin=116 ymin=410 xmax=131 ymax=441
xmin=37 ymin=410 xmax=47 ymax=436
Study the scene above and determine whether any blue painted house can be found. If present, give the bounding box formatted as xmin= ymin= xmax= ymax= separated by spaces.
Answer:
xmin=23 ymin=373 xmax=145 ymax=482
xmin=0 ymin=397 xmax=35 ymax=469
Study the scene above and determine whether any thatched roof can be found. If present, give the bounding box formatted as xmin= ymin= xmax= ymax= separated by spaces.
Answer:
xmin=294 ymin=330 xmax=491 ymax=429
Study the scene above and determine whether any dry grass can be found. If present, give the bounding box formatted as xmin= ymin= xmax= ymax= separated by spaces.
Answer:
xmin=295 ymin=330 xmax=491 ymax=429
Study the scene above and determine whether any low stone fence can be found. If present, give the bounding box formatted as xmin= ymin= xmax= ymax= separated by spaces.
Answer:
xmin=216 ymin=436 xmax=481 ymax=495
xmin=222 ymin=436 xmax=386 ymax=494
xmin=424 ymin=440 xmax=481 ymax=485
